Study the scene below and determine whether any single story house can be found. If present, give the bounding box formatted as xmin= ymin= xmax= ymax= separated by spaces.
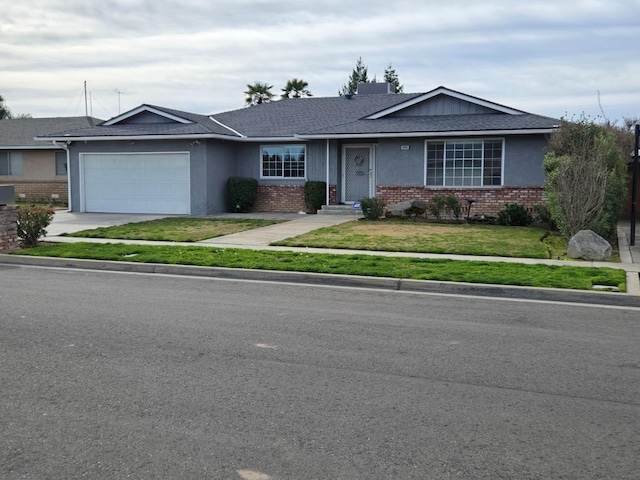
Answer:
xmin=0 ymin=116 xmax=101 ymax=203
xmin=37 ymin=85 xmax=560 ymax=216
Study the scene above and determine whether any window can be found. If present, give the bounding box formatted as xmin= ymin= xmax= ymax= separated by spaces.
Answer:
xmin=0 ymin=151 xmax=23 ymax=176
xmin=261 ymin=145 xmax=305 ymax=178
xmin=55 ymin=151 xmax=67 ymax=176
xmin=426 ymin=139 xmax=503 ymax=186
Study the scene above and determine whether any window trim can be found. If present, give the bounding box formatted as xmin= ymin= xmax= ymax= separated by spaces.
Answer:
xmin=0 ymin=151 xmax=24 ymax=176
xmin=55 ymin=151 xmax=67 ymax=176
xmin=260 ymin=144 xmax=306 ymax=180
xmin=423 ymin=138 xmax=504 ymax=187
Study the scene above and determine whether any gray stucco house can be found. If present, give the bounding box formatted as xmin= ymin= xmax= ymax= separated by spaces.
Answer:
xmin=38 ymin=85 xmax=559 ymax=216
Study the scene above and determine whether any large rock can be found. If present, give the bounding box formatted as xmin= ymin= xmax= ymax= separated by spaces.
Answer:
xmin=567 ymin=230 xmax=612 ymax=261
xmin=386 ymin=199 xmax=427 ymax=218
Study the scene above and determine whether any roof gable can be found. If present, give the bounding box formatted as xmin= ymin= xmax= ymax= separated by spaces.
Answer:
xmin=366 ymin=86 xmax=526 ymax=119
xmin=102 ymin=105 xmax=193 ymax=126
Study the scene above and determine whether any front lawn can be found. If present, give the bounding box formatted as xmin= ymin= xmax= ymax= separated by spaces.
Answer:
xmin=62 ymin=217 xmax=285 ymax=242
xmin=12 ymin=242 xmax=626 ymax=291
xmin=274 ymin=220 xmax=567 ymax=259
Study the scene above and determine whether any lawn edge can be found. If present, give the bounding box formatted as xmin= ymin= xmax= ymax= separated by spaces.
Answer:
xmin=1 ymin=253 xmax=637 ymax=307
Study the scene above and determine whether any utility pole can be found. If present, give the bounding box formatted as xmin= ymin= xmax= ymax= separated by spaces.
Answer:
xmin=84 ymin=81 xmax=88 ymax=116
xmin=114 ymin=89 xmax=123 ymax=114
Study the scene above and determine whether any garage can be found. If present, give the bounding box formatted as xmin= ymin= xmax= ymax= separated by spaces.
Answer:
xmin=81 ymin=152 xmax=191 ymax=214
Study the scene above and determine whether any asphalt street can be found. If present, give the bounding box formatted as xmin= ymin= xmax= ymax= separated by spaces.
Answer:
xmin=1 ymin=265 xmax=639 ymax=479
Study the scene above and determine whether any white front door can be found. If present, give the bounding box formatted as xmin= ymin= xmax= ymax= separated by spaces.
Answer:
xmin=342 ymin=145 xmax=374 ymax=203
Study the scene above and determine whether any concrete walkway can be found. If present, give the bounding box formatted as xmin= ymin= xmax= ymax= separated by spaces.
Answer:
xmin=40 ymin=211 xmax=640 ymax=295
xmin=198 ymin=213 xmax=355 ymax=246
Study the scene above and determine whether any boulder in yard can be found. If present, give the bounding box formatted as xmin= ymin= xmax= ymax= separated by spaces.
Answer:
xmin=567 ymin=230 xmax=612 ymax=261
xmin=386 ymin=199 xmax=427 ymax=218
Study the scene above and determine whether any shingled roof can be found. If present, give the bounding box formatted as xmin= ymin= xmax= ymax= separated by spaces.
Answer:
xmin=0 ymin=116 xmax=102 ymax=148
xmin=36 ymin=87 xmax=560 ymax=141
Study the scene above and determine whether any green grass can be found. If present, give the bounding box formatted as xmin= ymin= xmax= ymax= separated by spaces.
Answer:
xmin=12 ymin=242 xmax=627 ymax=291
xmin=62 ymin=217 xmax=285 ymax=242
xmin=273 ymin=219 xmax=567 ymax=259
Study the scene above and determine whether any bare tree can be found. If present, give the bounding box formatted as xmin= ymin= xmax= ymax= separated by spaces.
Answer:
xmin=546 ymin=154 xmax=608 ymax=237
xmin=544 ymin=118 xmax=628 ymax=239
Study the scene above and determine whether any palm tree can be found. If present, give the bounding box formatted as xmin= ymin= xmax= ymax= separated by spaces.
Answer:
xmin=244 ymin=82 xmax=274 ymax=106
xmin=281 ymin=78 xmax=312 ymax=99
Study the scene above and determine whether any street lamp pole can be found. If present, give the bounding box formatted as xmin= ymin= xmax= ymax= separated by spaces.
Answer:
xmin=631 ymin=123 xmax=639 ymax=246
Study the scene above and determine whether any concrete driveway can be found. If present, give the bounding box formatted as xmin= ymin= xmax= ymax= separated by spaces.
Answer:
xmin=46 ymin=211 xmax=171 ymax=236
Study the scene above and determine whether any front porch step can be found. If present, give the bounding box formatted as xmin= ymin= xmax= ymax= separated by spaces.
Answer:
xmin=317 ymin=204 xmax=362 ymax=216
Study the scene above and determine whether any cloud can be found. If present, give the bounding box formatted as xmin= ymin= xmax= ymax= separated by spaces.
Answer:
xmin=2 ymin=0 xmax=639 ymax=123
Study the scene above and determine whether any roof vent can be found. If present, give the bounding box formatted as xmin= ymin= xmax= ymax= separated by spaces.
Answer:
xmin=344 ymin=93 xmax=353 ymax=99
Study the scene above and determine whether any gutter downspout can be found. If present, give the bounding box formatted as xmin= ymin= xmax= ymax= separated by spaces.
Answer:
xmin=326 ymin=139 xmax=330 ymax=206
xmin=53 ymin=140 xmax=71 ymax=211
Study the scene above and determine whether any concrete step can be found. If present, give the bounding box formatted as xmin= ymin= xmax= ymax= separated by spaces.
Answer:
xmin=318 ymin=204 xmax=361 ymax=216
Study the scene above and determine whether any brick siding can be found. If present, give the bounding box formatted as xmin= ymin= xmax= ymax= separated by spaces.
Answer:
xmin=0 ymin=205 xmax=19 ymax=252
xmin=329 ymin=185 xmax=337 ymax=205
xmin=8 ymin=180 xmax=68 ymax=204
xmin=375 ymin=186 xmax=546 ymax=217
xmin=254 ymin=184 xmax=306 ymax=212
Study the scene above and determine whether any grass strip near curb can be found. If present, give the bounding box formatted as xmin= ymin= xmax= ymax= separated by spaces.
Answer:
xmin=12 ymin=242 xmax=627 ymax=291
xmin=61 ymin=217 xmax=285 ymax=242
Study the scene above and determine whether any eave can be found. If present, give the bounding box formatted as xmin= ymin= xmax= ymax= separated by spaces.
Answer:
xmin=0 ymin=144 xmax=67 ymax=150
xmin=296 ymin=128 xmax=556 ymax=140
xmin=34 ymin=133 xmax=299 ymax=143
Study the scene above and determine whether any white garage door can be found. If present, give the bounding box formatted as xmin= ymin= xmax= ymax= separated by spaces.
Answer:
xmin=81 ymin=153 xmax=191 ymax=214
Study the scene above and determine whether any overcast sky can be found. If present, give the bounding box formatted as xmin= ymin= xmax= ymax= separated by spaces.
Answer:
xmin=2 ymin=0 xmax=639 ymax=123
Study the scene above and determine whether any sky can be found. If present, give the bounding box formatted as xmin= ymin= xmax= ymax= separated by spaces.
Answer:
xmin=2 ymin=0 xmax=639 ymax=124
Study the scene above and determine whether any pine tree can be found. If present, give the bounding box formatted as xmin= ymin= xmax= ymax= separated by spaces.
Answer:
xmin=339 ymin=57 xmax=373 ymax=96
xmin=0 ymin=95 xmax=13 ymax=119
xmin=383 ymin=63 xmax=404 ymax=93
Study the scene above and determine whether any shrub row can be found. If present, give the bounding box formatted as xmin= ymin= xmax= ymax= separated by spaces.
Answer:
xmin=359 ymin=195 xmax=547 ymax=227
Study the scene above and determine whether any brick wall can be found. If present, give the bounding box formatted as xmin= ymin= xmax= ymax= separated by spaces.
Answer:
xmin=9 ymin=180 xmax=68 ymax=204
xmin=329 ymin=185 xmax=337 ymax=205
xmin=0 ymin=205 xmax=19 ymax=252
xmin=254 ymin=184 xmax=307 ymax=212
xmin=376 ymin=186 xmax=546 ymax=217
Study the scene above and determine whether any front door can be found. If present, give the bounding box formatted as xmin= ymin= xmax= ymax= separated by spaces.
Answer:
xmin=342 ymin=145 xmax=374 ymax=203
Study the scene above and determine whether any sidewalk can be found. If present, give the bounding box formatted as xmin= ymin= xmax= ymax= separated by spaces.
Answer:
xmin=617 ymin=220 xmax=640 ymax=263
xmin=35 ymin=212 xmax=640 ymax=296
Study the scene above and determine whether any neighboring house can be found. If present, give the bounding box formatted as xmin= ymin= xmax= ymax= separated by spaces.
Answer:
xmin=0 ymin=116 xmax=101 ymax=203
xmin=37 ymin=85 xmax=560 ymax=216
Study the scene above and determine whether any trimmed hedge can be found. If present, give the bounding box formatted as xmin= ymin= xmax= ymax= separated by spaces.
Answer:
xmin=226 ymin=177 xmax=258 ymax=213
xmin=304 ymin=181 xmax=326 ymax=213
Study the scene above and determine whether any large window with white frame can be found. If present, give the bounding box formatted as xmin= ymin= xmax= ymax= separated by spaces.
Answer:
xmin=261 ymin=145 xmax=305 ymax=178
xmin=0 ymin=151 xmax=23 ymax=176
xmin=425 ymin=139 xmax=503 ymax=186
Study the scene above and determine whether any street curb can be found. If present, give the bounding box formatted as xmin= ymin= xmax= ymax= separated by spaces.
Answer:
xmin=2 ymin=254 xmax=639 ymax=308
